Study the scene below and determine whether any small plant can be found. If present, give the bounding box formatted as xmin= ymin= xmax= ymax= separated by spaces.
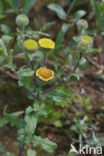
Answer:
xmin=0 ymin=12 xmax=98 ymax=156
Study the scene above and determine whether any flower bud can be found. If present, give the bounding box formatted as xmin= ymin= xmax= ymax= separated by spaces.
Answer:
xmin=2 ymin=35 xmax=12 ymax=44
xmin=78 ymin=35 xmax=93 ymax=51
xmin=77 ymin=19 xmax=88 ymax=31
xmin=16 ymin=14 xmax=29 ymax=29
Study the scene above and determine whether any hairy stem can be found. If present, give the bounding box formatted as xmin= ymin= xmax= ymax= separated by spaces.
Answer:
xmin=26 ymin=87 xmax=37 ymax=101
xmin=24 ymin=52 xmax=38 ymax=87
xmin=43 ymin=52 xmax=46 ymax=66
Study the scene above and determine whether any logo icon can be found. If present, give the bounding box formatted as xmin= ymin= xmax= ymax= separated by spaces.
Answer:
xmin=70 ymin=144 xmax=102 ymax=155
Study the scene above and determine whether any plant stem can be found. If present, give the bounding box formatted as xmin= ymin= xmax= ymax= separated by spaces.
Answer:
xmin=19 ymin=143 xmax=25 ymax=156
xmin=14 ymin=52 xmax=82 ymax=98
xmin=26 ymin=87 xmax=37 ymax=101
xmin=43 ymin=52 xmax=46 ymax=66
xmin=24 ymin=52 xmax=38 ymax=87
xmin=41 ymin=52 xmax=82 ymax=95
xmin=95 ymin=38 xmax=103 ymax=65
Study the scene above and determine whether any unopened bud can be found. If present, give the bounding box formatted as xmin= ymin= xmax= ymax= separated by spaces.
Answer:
xmin=16 ymin=14 xmax=29 ymax=29
xmin=77 ymin=19 xmax=88 ymax=31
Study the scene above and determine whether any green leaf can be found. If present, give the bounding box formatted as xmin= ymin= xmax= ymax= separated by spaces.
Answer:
xmin=68 ymin=73 xmax=80 ymax=80
xmin=0 ymin=15 xmax=6 ymax=20
xmin=3 ymin=106 xmax=23 ymax=128
xmin=28 ymin=51 xmax=44 ymax=61
xmin=27 ymin=149 xmax=36 ymax=156
xmin=0 ymin=118 xmax=8 ymax=127
xmin=73 ymin=36 xmax=80 ymax=42
xmin=6 ymin=152 xmax=16 ymax=156
xmin=8 ymin=49 xmax=13 ymax=65
xmin=91 ymin=49 xmax=99 ymax=53
xmin=90 ymin=0 xmax=103 ymax=29
xmin=5 ymin=0 xmax=18 ymax=13
xmin=4 ymin=113 xmax=20 ymax=127
xmin=67 ymin=54 xmax=73 ymax=67
xmin=55 ymin=23 xmax=71 ymax=52
xmin=85 ymin=48 xmax=99 ymax=54
xmin=0 ymin=24 xmax=11 ymax=35
xmin=80 ymin=58 xmax=86 ymax=65
xmin=40 ymin=21 xmax=56 ymax=32
xmin=31 ymin=135 xmax=57 ymax=153
xmin=54 ymin=120 xmax=63 ymax=127
xmin=71 ymin=10 xmax=86 ymax=23
xmin=47 ymin=3 xmax=67 ymax=20
xmin=17 ymin=68 xmax=34 ymax=77
xmin=22 ymin=0 xmax=36 ymax=14
xmin=64 ymin=48 xmax=73 ymax=67
xmin=25 ymin=112 xmax=38 ymax=135
xmin=0 ymin=56 xmax=4 ymax=64
xmin=0 ymin=39 xmax=8 ymax=56
xmin=0 ymin=1 xmax=4 ymax=15
xmin=52 ymin=90 xmax=67 ymax=102
xmin=45 ymin=90 xmax=68 ymax=102
xmin=0 ymin=142 xmax=5 ymax=152
xmin=18 ymin=77 xmax=34 ymax=89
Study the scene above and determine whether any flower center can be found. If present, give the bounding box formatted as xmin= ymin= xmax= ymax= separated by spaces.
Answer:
xmin=38 ymin=68 xmax=52 ymax=78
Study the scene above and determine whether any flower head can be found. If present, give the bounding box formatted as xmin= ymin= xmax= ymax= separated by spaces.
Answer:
xmin=77 ymin=19 xmax=88 ymax=31
xmin=24 ymin=39 xmax=38 ymax=51
xmin=36 ymin=67 xmax=54 ymax=82
xmin=79 ymin=35 xmax=93 ymax=50
xmin=16 ymin=14 xmax=29 ymax=28
xmin=80 ymin=36 xmax=92 ymax=43
xmin=39 ymin=38 xmax=55 ymax=49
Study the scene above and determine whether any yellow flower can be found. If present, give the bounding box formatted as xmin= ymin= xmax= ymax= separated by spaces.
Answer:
xmin=79 ymin=35 xmax=93 ymax=50
xmin=80 ymin=35 xmax=92 ymax=44
xmin=39 ymin=38 xmax=55 ymax=49
xmin=36 ymin=67 xmax=54 ymax=82
xmin=24 ymin=39 xmax=38 ymax=51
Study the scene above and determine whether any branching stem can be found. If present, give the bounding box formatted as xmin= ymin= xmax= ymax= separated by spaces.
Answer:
xmin=41 ymin=52 xmax=82 ymax=95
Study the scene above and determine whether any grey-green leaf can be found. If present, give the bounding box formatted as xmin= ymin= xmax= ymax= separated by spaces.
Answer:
xmin=32 ymin=135 xmax=57 ymax=153
xmin=22 ymin=0 xmax=36 ymax=14
xmin=47 ymin=3 xmax=67 ymax=20
xmin=17 ymin=68 xmax=34 ymax=77
xmin=90 ymin=0 xmax=103 ymax=29
xmin=71 ymin=10 xmax=86 ymax=23
xmin=80 ymin=58 xmax=86 ymax=65
xmin=25 ymin=113 xmax=38 ymax=135
xmin=27 ymin=149 xmax=36 ymax=156
xmin=55 ymin=23 xmax=71 ymax=52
